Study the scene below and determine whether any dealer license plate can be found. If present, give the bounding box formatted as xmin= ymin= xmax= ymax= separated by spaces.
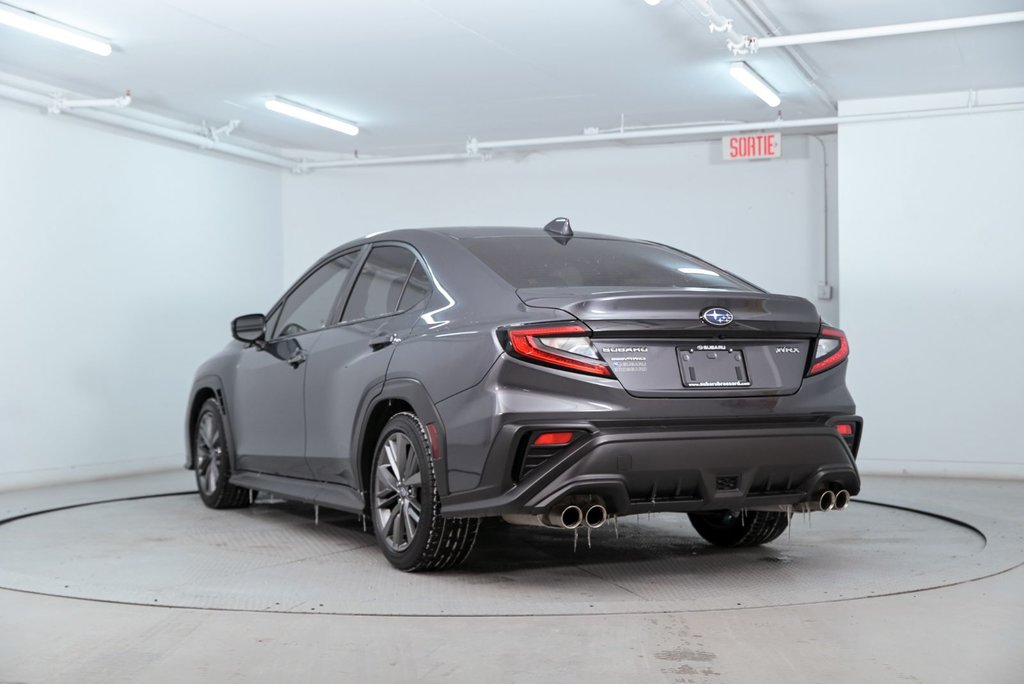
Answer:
xmin=679 ymin=347 xmax=751 ymax=388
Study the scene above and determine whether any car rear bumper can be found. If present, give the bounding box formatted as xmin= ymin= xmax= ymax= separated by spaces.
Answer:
xmin=440 ymin=420 xmax=860 ymax=517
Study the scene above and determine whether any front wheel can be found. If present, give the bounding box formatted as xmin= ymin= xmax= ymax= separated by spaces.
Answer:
xmin=194 ymin=398 xmax=250 ymax=509
xmin=688 ymin=510 xmax=789 ymax=547
xmin=370 ymin=412 xmax=479 ymax=571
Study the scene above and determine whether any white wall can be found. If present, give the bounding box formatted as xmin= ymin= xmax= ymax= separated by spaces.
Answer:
xmin=283 ymin=135 xmax=839 ymax=323
xmin=0 ymin=100 xmax=283 ymax=489
xmin=839 ymin=92 xmax=1024 ymax=478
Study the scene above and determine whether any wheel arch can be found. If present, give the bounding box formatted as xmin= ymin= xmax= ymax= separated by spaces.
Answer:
xmin=355 ymin=378 xmax=446 ymax=508
xmin=185 ymin=376 xmax=229 ymax=469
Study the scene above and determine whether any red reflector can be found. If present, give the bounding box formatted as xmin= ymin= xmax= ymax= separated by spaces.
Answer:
xmin=836 ymin=423 xmax=854 ymax=436
xmin=533 ymin=431 xmax=575 ymax=447
xmin=425 ymin=422 xmax=442 ymax=460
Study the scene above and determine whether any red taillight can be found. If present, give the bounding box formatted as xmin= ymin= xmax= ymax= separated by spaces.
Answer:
xmin=835 ymin=423 xmax=854 ymax=436
xmin=506 ymin=323 xmax=613 ymax=377
xmin=808 ymin=327 xmax=849 ymax=376
xmin=533 ymin=431 xmax=576 ymax=447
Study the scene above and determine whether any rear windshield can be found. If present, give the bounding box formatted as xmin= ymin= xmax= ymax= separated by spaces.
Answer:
xmin=461 ymin=236 xmax=755 ymax=291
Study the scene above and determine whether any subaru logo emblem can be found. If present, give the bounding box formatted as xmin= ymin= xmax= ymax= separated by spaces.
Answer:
xmin=701 ymin=307 xmax=734 ymax=327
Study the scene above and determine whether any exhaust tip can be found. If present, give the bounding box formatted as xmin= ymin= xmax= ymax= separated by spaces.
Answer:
xmin=585 ymin=504 xmax=608 ymax=529
xmin=560 ymin=505 xmax=584 ymax=529
xmin=834 ymin=489 xmax=851 ymax=510
xmin=819 ymin=490 xmax=837 ymax=512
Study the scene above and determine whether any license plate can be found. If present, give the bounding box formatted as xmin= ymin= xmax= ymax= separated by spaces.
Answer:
xmin=679 ymin=347 xmax=751 ymax=388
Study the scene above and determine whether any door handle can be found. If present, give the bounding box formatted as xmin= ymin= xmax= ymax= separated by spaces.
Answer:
xmin=369 ymin=333 xmax=399 ymax=351
xmin=286 ymin=349 xmax=308 ymax=368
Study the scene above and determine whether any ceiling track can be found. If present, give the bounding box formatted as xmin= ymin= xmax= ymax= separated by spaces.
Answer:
xmin=2 ymin=80 xmax=1022 ymax=171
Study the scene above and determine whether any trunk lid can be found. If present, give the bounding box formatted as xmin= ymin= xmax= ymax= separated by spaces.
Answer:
xmin=517 ymin=287 xmax=821 ymax=397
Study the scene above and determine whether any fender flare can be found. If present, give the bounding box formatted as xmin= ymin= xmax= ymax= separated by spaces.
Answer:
xmin=351 ymin=378 xmax=449 ymax=498
xmin=184 ymin=375 xmax=238 ymax=471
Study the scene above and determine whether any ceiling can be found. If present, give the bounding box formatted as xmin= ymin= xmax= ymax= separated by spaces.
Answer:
xmin=1 ymin=0 xmax=1022 ymax=156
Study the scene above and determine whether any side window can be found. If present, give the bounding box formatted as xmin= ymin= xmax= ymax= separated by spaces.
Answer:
xmin=342 ymin=246 xmax=417 ymax=322
xmin=398 ymin=260 xmax=431 ymax=312
xmin=273 ymin=252 xmax=358 ymax=338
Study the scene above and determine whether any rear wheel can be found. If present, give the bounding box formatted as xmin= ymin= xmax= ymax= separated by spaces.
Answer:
xmin=194 ymin=398 xmax=250 ymax=509
xmin=370 ymin=412 xmax=479 ymax=571
xmin=688 ymin=510 xmax=788 ymax=547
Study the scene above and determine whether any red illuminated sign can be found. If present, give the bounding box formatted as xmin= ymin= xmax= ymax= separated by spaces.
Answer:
xmin=722 ymin=132 xmax=782 ymax=160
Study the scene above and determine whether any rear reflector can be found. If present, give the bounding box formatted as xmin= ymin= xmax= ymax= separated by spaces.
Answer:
xmin=835 ymin=423 xmax=854 ymax=436
xmin=533 ymin=431 xmax=576 ymax=447
xmin=808 ymin=327 xmax=849 ymax=376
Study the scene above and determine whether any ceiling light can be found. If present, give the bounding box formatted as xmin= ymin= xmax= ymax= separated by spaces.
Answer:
xmin=264 ymin=98 xmax=359 ymax=136
xmin=729 ymin=62 xmax=780 ymax=107
xmin=0 ymin=4 xmax=111 ymax=56
xmin=644 ymin=0 xmax=663 ymax=5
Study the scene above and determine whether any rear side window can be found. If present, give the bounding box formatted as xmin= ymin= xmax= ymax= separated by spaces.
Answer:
xmin=461 ymin=237 xmax=753 ymax=291
xmin=273 ymin=252 xmax=358 ymax=337
xmin=398 ymin=261 xmax=431 ymax=312
xmin=342 ymin=246 xmax=419 ymax=322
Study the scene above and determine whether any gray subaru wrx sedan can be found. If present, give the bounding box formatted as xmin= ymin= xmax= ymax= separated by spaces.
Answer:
xmin=186 ymin=219 xmax=861 ymax=571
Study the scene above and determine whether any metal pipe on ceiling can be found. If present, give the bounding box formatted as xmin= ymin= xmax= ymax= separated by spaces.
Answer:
xmin=472 ymin=100 xmax=1023 ymax=152
xmin=300 ymin=152 xmax=480 ymax=170
xmin=0 ymin=82 xmax=297 ymax=169
xmin=3 ymin=80 xmax=1022 ymax=170
xmin=749 ymin=11 xmax=1024 ymax=51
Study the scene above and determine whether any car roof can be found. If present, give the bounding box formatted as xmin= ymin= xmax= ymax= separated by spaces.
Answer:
xmin=421 ymin=226 xmax=631 ymax=241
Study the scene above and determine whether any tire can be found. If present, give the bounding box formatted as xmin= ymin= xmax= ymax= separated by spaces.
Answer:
xmin=193 ymin=398 xmax=250 ymax=510
xmin=688 ymin=509 xmax=789 ymax=547
xmin=370 ymin=412 xmax=479 ymax=571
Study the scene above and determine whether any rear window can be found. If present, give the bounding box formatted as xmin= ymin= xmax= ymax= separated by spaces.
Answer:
xmin=461 ymin=237 xmax=754 ymax=291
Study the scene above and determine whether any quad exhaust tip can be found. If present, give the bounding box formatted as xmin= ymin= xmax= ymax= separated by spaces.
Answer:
xmin=819 ymin=490 xmax=837 ymax=512
xmin=558 ymin=505 xmax=584 ymax=530
xmin=585 ymin=504 xmax=608 ymax=529
xmin=834 ymin=489 xmax=851 ymax=510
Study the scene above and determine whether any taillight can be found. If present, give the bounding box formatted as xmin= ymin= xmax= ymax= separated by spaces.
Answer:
xmin=808 ymin=327 xmax=849 ymax=376
xmin=505 ymin=323 xmax=613 ymax=377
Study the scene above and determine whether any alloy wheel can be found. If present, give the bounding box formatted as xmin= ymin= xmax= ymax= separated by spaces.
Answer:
xmin=374 ymin=431 xmax=423 ymax=552
xmin=195 ymin=412 xmax=222 ymax=496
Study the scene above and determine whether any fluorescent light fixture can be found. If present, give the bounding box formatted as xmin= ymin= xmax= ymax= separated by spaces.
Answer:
xmin=678 ymin=267 xmax=721 ymax=277
xmin=265 ymin=98 xmax=359 ymax=136
xmin=0 ymin=4 xmax=111 ymax=56
xmin=644 ymin=0 xmax=663 ymax=5
xmin=729 ymin=62 xmax=780 ymax=107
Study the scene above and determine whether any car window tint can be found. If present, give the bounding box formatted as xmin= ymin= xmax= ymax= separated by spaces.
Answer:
xmin=273 ymin=252 xmax=358 ymax=337
xmin=398 ymin=260 xmax=431 ymax=312
xmin=461 ymin=237 xmax=754 ymax=291
xmin=342 ymin=246 xmax=417 ymax=322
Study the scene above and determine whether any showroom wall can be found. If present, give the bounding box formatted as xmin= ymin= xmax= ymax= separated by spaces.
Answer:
xmin=839 ymin=90 xmax=1024 ymax=478
xmin=282 ymin=135 xmax=839 ymax=324
xmin=0 ymin=100 xmax=284 ymax=489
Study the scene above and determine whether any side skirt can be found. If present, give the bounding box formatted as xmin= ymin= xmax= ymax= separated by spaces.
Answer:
xmin=230 ymin=472 xmax=365 ymax=514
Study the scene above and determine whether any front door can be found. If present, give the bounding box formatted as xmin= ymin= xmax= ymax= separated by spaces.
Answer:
xmin=231 ymin=251 xmax=360 ymax=479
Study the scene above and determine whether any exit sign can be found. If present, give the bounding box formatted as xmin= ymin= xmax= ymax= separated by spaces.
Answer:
xmin=722 ymin=132 xmax=782 ymax=160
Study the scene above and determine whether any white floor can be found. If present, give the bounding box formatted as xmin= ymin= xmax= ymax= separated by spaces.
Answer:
xmin=1 ymin=472 xmax=1022 ymax=683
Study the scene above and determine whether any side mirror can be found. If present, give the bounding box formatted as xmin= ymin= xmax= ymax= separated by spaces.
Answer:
xmin=231 ymin=313 xmax=266 ymax=344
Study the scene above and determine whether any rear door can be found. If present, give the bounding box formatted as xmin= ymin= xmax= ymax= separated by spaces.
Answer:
xmin=303 ymin=244 xmax=433 ymax=484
